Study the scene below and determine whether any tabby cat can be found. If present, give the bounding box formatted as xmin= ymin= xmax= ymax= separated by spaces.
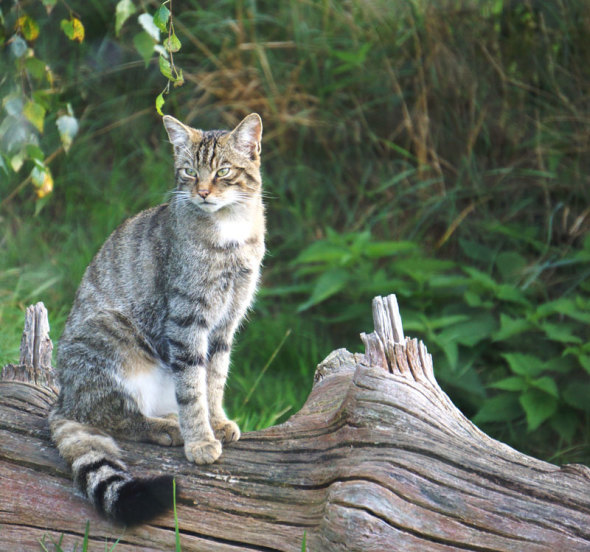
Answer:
xmin=49 ymin=113 xmax=265 ymax=525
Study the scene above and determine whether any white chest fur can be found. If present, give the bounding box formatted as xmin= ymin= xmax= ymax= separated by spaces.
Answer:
xmin=215 ymin=211 xmax=254 ymax=246
xmin=121 ymin=365 xmax=178 ymax=418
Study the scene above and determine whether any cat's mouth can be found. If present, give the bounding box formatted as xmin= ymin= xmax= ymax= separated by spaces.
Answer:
xmin=193 ymin=197 xmax=223 ymax=213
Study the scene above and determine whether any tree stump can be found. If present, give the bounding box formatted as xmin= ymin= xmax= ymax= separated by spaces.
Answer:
xmin=1 ymin=297 xmax=590 ymax=551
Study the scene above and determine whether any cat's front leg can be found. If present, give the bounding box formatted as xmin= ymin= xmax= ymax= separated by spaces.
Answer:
xmin=168 ymin=336 xmax=222 ymax=464
xmin=207 ymin=329 xmax=241 ymax=444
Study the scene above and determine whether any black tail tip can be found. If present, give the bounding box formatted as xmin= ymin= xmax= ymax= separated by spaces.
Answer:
xmin=111 ymin=475 xmax=176 ymax=526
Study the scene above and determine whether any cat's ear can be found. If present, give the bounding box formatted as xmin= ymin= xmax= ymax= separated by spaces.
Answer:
xmin=229 ymin=113 xmax=263 ymax=159
xmin=163 ymin=115 xmax=201 ymax=150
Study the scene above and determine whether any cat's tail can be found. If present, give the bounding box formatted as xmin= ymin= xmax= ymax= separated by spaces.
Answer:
xmin=49 ymin=411 xmax=174 ymax=525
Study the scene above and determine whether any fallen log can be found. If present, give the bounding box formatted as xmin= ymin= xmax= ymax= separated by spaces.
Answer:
xmin=1 ymin=297 xmax=590 ymax=551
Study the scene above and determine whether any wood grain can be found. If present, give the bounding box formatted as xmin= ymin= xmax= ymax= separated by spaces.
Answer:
xmin=1 ymin=298 xmax=590 ymax=551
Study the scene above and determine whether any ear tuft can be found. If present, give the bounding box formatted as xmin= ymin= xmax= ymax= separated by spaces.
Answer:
xmin=163 ymin=116 xmax=199 ymax=149
xmin=229 ymin=113 xmax=263 ymax=158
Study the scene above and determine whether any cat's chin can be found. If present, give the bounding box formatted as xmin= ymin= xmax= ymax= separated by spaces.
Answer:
xmin=191 ymin=200 xmax=223 ymax=213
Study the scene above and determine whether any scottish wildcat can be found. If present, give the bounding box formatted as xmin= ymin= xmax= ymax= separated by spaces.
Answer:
xmin=49 ymin=113 xmax=265 ymax=525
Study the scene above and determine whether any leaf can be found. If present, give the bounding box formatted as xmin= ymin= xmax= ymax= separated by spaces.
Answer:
xmin=502 ymin=352 xmax=545 ymax=378
xmin=172 ymin=67 xmax=184 ymax=87
xmin=425 ymin=314 xmax=470 ymax=330
xmin=60 ymin=17 xmax=85 ymax=42
xmin=41 ymin=0 xmax=58 ymax=13
xmin=155 ymin=92 xmax=165 ymax=116
xmin=17 ymin=15 xmax=40 ymax=41
xmin=153 ymin=4 xmax=171 ymax=33
xmin=295 ymin=241 xmax=350 ymax=265
xmin=459 ymin=238 xmax=496 ymax=263
xmin=10 ymin=35 xmax=27 ymax=58
xmin=495 ymin=251 xmax=527 ymax=283
xmin=134 ymin=31 xmax=156 ymax=67
xmin=23 ymin=101 xmax=46 ymax=132
xmin=472 ymin=392 xmax=522 ymax=424
xmin=25 ymin=144 xmax=44 ymax=161
xmin=297 ymin=268 xmax=350 ymax=312
xmin=519 ymin=389 xmax=557 ymax=431
xmin=550 ymin=409 xmax=578 ymax=443
xmin=437 ymin=312 xmax=497 ymax=347
xmin=115 ymin=0 xmax=137 ymax=36
xmin=25 ymin=57 xmax=47 ymax=80
xmin=10 ymin=152 xmax=25 ymax=172
xmin=493 ymin=313 xmax=532 ymax=341
xmin=30 ymin=165 xmax=54 ymax=198
xmin=56 ymin=115 xmax=79 ymax=153
xmin=489 ymin=376 xmax=527 ymax=392
xmin=138 ymin=13 xmax=160 ymax=41
xmin=364 ymin=240 xmax=417 ymax=258
xmin=496 ymin=284 xmax=530 ymax=306
xmin=540 ymin=322 xmax=582 ymax=344
xmin=463 ymin=266 xmax=498 ymax=292
xmin=164 ymin=32 xmax=181 ymax=53
xmin=578 ymin=355 xmax=590 ymax=375
xmin=530 ymin=376 xmax=559 ymax=398
xmin=159 ymin=54 xmax=173 ymax=79
xmin=562 ymin=381 xmax=590 ymax=412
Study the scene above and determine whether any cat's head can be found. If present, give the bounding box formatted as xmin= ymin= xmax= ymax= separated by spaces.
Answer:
xmin=163 ymin=113 xmax=263 ymax=213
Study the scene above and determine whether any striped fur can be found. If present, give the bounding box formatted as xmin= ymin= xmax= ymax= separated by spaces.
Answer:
xmin=50 ymin=114 xmax=265 ymax=525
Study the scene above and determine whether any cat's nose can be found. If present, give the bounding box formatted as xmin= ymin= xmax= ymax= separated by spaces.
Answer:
xmin=197 ymin=189 xmax=210 ymax=198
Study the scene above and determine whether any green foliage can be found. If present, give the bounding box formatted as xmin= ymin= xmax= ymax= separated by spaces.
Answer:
xmin=287 ymin=226 xmax=590 ymax=458
xmin=0 ymin=1 xmax=84 ymax=201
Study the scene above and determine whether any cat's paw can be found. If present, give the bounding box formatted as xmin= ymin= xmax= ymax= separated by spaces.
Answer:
xmin=147 ymin=416 xmax=184 ymax=446
xmin=184 ymin=438 xmax=222 ymax=464
xmin=213 ymin=419 xmax=241 ymax=443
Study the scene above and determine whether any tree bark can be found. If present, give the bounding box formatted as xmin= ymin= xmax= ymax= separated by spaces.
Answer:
xmin=1 ymin=297 xmax=590 ymax=551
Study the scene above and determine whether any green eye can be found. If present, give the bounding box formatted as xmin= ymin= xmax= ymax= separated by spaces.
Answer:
xmin=216 ymin=167 xmax=230 ymax=178
xmin=183 ymin=167 xmax=197 ymax=177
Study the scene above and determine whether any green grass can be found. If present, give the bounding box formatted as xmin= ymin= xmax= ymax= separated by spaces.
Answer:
xmin=1 ymin=0 xmax=589 ymax=465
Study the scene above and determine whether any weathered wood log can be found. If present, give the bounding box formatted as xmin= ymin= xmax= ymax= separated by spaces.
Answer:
xmin=1 ymin=297 xmax=590 ymax=551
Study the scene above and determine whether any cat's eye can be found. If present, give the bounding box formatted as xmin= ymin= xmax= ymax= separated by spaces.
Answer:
xmin=183 ymin=167 xmax=197 ymax=178
xmin=216 ymin=167 xmax=230 ymax=178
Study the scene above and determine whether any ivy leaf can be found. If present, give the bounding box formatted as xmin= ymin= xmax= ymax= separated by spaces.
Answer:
xmin=153 ymin=5 xmax=171 ymax=33
xmin=56 ymin=114 xmax=79 ymax=153
xmin=115 ymin=0 xmax=137 ymax=36
xmin=134 ymin=31 xmax=155 ymax=67
xmin=155 ymin=92 xmax=165 ymax=116
xmin=60 ymin=17 xmax=85 ymax=43
xmin=519 ymin=389 xmax=557 ymax=431
xmin=17 ymin=15 xmax=40 ymax=41
xmin=23 ymin=101 xmax=46 ymax=132
xmin=163 ymin=32 xmax=181 ymax=53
